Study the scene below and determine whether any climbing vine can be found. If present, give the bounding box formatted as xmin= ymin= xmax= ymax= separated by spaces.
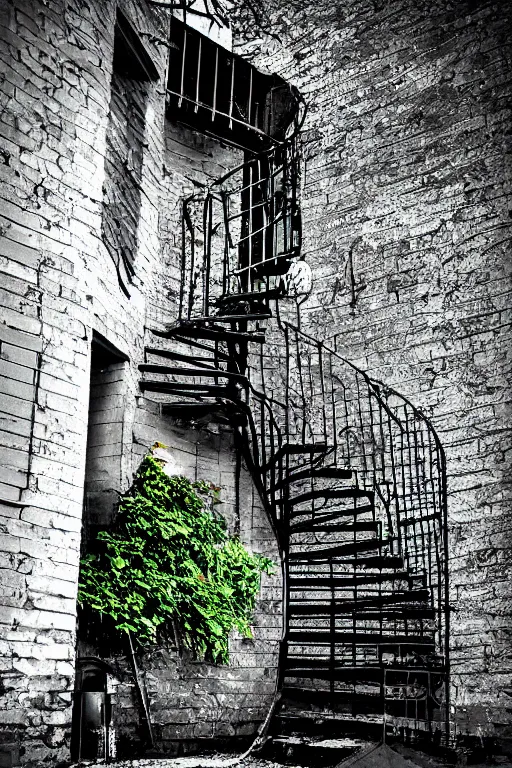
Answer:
xmin=78 ymin=453 xmax=274 ymax=664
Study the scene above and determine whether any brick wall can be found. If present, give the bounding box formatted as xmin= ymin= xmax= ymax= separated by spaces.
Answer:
xmin=233 ymin=0 xmax=512 ymax=746
xmin=0 ymin=1 xmax=281 ymax=764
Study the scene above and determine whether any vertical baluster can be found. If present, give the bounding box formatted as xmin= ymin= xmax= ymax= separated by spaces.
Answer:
xmin=179 ymin=29 xmax=187 ymax=108
xmin=412 ymin=413 xmax=427 ymax=590
xmin=261 ymin=155 xmax=267 ymax=284
xmin=203 ymin=194 xmax=212 ymax=316
xmin=223 ymin=189 xmax=237 ymax=296
xmin=188 ymin=202 xmax=195 ymax=319
xmin=295 ymin=332 xmax=307 ymax=445
xmin=354 ymin=375 xmax=370 ymax=484
xmin=398 ymin=403 xmax=410 ymax=567
xmin=283 ymin=148 xmax=289 ymax=254
xmin=329 ymin=560 xmax=335 ymax=704
xmin=418 ymin=425 xmax=433 ymax=592
xmin=426 ymin=428 xmax=443 ymax=654
xmin=221 ymin=192 xmax=228 ymax=297
xmin=284 ymin=325 xmax=290 ymax=440
xmin=247 ymin=67 xmax=253 ymax=126
xmin=318 ymin=342 xmax=327 ymax=445
xmin=228 ymin=57 xmax=235 ymax=131
xmin=329 ymin=353 xmax=337 ymax=464
xmin=180 ymin=201 xmax=187 ymax=320
xmin=248 ymin=160 xmax=253 ymax=292
xmin=307 ymin=347 xmax=314 ymax=443
xmin=403 ymin=406 xmax=422 ymax=594
xmin=341 ymin=377 xmax=351 ymax=467
xmin=195 ymin=37 xmax=201 ymax=113
xmin=212 ymin=47 xmax=218 ymax=121
xmin=384 ymin=403 xmax=401 ymax=555
xmin=272 ymin=152 xmax=278 ymax=266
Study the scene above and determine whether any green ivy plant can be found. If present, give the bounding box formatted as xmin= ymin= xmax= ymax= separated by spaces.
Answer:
xmin=78 ymin=453 xmax=274 ymax=664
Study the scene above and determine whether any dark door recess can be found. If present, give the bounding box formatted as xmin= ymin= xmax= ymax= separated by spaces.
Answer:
xmin=71 ymin=657 xmax=116 ymax=762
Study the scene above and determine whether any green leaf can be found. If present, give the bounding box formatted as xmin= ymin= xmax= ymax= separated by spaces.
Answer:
xmin=77 ymin=452 xmax=275 ymax=664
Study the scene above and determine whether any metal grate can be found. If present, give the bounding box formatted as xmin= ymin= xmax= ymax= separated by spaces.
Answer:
xmin=167 ymin=17 xmax=300 ymax=148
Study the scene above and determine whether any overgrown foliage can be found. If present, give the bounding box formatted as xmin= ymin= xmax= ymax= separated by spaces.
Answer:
xmin=78 ymin=454 xmax=274 ymax=664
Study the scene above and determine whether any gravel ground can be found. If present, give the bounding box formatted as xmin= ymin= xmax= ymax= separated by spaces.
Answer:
xmin=71 ymin=759 xmax=291 ymax=768
xmin=71 ymin=751 xmax=512 ymax=768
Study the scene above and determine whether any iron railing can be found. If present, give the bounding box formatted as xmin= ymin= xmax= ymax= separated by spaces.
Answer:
xmin=245 ymin=319 xmax=449 ymax=665
xmin=169 ymin=96 xmax=449 ymax=738
xmin=167 ymin=16 xmax=300 ymax=148
xmin=179 ymin=135 xmax=302 ymax=323
xmin=237 ymin=318 xmax=449 ymax=735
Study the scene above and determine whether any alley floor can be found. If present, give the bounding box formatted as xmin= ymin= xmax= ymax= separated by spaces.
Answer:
xmin=73 ymin=749 xmax=512 ymax=768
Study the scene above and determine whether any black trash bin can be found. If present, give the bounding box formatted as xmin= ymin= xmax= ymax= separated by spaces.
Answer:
xmin=71 ymin=657 xmax=116 ymax=762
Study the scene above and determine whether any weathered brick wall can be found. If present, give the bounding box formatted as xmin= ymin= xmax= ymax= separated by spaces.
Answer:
xmin=0 ymin=1 xmax=281 ymax=764
xmin=233 ymin=0 xmax=512 ymax=746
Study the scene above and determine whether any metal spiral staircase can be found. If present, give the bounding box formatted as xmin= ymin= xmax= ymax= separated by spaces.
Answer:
xmin=140 ymin=124 xmax=449 ymax=756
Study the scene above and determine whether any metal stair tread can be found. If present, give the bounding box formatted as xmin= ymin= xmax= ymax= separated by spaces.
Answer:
xmin=285 ymin=659 xmax=443 ymax=671
xmin=261 ymin=442 xmax=330 ymax=471
xmin=278 ymin=711 xmax=385 ymax=723
xmin=286 ymin=631 xmax=435 ymax=645
xmin=288 ymin=540 xmax=386 ymax=560
xmin=288 ymin=588 xmax=431 ymax=603
xmin=145 ymin=337 xmax=232 ymax=361
xmin=302 ymin=555 xmax=404 ymax=568
xmin=283 ymin=487 xmax=374 ymax=508
xmin=289 ymin=504 xmax=375 ymax=523
xmin=270 ymin=466 xmax=354 ymax=492
xmin=181 ymin=312 xmax=272 ymax=323
xmin=215 ymin=287 xmax=285 ymax=303
xmin=281 ymin=688 xmax=383 ymax=702
xmin=288 ymin=521 xmax=381 ymax=534
xmin=271 ymin=735 xmax=367 ymax=748
xmin=144 ymin=346 xmax=230 ymax=365
xmin=151 ymin=323 xmax=266 ymax=343
xmin=139 ymin=364 xmax=248 ymax=384
xmin=281 ymin=685 xmax=385 ymax=706
xmin=287 ymin=604 xmax=435 ymax=618
xmin=289 ymin=571 xmax=410 ymax=585
xmin=140 ymin=381 xmax=232 ymax=394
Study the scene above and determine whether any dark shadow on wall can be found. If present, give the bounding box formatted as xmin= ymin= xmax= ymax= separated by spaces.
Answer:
xmin=102 ymin=9 xmax=158 ymax=298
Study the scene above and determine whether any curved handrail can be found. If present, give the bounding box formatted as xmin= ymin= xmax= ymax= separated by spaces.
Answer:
xmin=242 ymin=314 xmax=449 ymax=729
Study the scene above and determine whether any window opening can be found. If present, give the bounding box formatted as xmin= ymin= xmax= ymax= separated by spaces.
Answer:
xmin=102 ymin=9 xmax=158 ymax=298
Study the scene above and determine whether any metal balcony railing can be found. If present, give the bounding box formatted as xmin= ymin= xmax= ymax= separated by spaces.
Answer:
xmin=167 ymin=16 xmax=300 ymax=148
xmin=179 ymin=132 xmax=303 ymax=323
